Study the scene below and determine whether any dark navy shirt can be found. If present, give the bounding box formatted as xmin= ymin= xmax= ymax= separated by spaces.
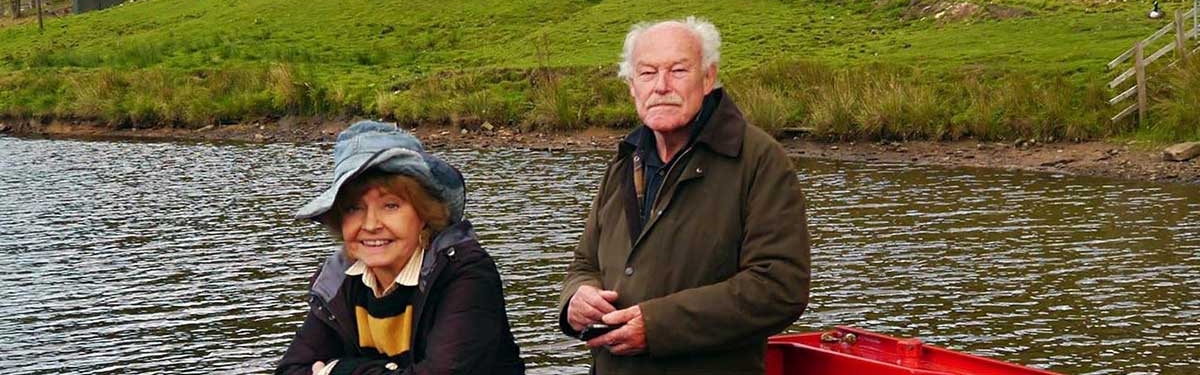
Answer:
xmin=636 ymin=89 xmax=722 ymax=223
xmin=639 ymin=136 xmax=668 ymax=221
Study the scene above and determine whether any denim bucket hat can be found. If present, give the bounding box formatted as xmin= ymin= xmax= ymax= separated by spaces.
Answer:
xmin=294 ymin=120 xmax=466 ymax=223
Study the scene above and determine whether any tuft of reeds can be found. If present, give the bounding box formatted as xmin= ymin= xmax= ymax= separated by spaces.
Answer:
xmin=1147 ymin=58 xmax=1200 ymax=142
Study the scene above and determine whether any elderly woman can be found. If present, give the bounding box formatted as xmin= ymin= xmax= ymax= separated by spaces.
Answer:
xmin=276 ymin=121 xmax=525 ymax=375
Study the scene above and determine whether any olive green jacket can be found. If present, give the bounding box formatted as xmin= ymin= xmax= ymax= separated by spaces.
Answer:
xmin=558 ymin=89 xmax=811 ymax=375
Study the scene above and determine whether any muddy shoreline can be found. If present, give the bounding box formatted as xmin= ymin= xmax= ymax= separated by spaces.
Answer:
xmin=3 ymin=119 xmax=1198 ymax=185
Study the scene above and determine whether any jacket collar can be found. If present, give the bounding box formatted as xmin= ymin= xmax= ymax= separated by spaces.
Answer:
xmin=619 ymin=87 xmax=745 ymax=159
xmin=427 ymin=220 xmax=477 ymax=255
xmin=418 ymin=220 xmax=476 ymax=292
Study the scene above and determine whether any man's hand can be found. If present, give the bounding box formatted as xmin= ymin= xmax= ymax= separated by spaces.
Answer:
xmin=567 ymin=285 xmax=619 ymax=332
xmin=586 ymin=305 xmax=646 ymax=356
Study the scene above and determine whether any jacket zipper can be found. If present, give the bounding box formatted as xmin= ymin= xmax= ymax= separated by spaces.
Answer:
xmin=410 ymin=246 xmax=455 ymax=356
xmin=639 ymin=145 xmax=695 ymax=241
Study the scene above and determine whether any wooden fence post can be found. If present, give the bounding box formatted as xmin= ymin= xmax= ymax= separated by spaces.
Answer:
xmin=1135 ymin=40 xmax=1147 ymax=126
xmin=1176 ymin=10 xmax=1189 ymax=61
xmin=35 ymin=0 xmax=43 ymax=31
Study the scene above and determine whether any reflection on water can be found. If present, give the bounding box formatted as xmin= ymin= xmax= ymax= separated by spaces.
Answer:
xmin=0 ymin=135 xmax=1196 ymax=374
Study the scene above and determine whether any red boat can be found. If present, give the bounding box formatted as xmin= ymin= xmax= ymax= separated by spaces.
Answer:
xmin=767 ymin=326 xmax=1061 ymax=375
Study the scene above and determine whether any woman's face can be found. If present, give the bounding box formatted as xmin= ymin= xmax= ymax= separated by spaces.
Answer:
xmin=340 ymin=186 xmax=426 ymax=278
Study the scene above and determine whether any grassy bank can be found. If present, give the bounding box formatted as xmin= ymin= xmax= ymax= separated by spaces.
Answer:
xmin=0 ymin=0 xmax=1196 ymax=142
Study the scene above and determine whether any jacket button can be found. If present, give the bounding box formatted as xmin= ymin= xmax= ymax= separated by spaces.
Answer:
xmin=385 ymin=362 xmax=399 ymax=371
xmin=624 ymin=266 xmax=634 ymax=276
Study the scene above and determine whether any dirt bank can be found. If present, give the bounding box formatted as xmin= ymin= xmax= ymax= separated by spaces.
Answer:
xmin=3 ymin=119 xmax=1198 ymax=185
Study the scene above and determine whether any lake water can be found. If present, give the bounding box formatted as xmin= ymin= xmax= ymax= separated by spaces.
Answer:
xmin=0 ymin=135 xmax=1196 ymax=374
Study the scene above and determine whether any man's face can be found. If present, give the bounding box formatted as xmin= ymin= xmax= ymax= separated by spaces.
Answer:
xmin=627 ymin=25 xmax=717 ymax=135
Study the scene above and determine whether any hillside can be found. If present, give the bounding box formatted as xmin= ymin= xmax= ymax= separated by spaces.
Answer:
xmin=0 ymin=0 xmax=1196 ymax=142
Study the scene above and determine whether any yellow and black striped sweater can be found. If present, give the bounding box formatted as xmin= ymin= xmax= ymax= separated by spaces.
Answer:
xmin=346 ymin=279 xmax=417 ymax=358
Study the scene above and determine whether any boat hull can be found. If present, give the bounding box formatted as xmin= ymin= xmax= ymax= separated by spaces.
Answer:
xmin=767 ymin=326 xmax=1061 ymax=375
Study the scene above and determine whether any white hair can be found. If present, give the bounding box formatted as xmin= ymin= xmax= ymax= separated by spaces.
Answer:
xmin=617 ymin=16 xmax=721 ymax=81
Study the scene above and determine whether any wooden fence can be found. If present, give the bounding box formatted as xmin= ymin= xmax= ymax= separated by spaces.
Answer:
xmin=1107 ymin=6 xmax=1198 ymax=124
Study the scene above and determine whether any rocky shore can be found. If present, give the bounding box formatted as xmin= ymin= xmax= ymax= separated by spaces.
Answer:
xmin=3 ymin=119 xmax=1198 ymax=185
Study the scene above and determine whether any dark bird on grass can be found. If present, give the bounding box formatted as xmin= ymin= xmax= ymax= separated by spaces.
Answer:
xmin=1149 ymin=0 xmax=1164 ymax=19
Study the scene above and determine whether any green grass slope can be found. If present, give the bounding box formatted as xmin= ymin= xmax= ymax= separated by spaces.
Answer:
xmin=0 ymin=0 xmax=1196 ymax=141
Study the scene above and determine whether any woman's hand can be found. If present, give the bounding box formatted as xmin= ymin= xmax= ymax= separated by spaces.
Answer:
xmin=312 ymin=360 xmax=340 ymax=375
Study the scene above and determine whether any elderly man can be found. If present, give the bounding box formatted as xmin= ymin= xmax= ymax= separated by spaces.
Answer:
xmin=558 ymin=17 xmax=811 ymax=374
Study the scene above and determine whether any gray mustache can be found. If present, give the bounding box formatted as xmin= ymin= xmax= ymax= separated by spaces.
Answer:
xmin=647 ymin=94 xmax=683 ymax=107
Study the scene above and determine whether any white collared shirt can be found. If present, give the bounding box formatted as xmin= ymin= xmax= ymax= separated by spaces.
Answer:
xmin=344 ymin=248 xmax=425 ymax=298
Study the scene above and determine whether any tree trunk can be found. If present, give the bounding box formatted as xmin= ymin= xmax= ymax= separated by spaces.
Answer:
xmin=9 ymin=0 xmax=20 ymax=19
